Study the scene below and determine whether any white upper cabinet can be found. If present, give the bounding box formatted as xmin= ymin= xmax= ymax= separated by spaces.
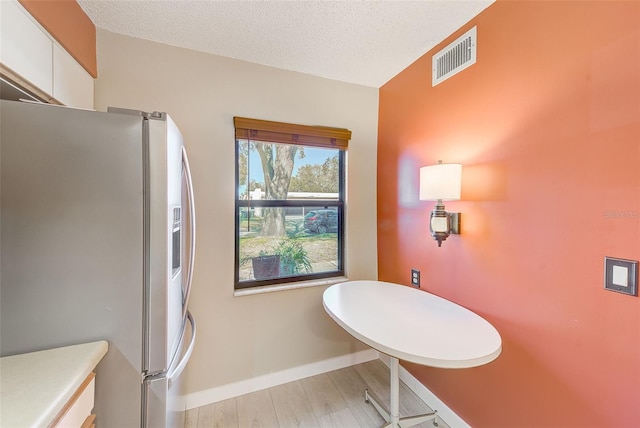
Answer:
xmin=53 ymin=44 xmax=94 ymax=109
xmin=0 ymin=0 xmax=53 ymax=95
xmin=0 ymin=0 xmax=94 ymax=109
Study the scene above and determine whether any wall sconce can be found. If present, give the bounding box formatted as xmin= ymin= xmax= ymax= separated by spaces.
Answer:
xmin=419 ymin=161 xmax=462 ymax=247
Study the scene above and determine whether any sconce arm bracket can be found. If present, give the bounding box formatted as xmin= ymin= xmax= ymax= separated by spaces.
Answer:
xmin=450 ymin=212 xmax=461 ymax=234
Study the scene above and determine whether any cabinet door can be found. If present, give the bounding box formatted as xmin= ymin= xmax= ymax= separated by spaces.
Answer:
xmin=0 ymin=0 xmax=53 ymax=94
xmin=53 ymin=44 xmax=94 ymax=109
xmin=54 ymin=374 xmax=95 ymax=427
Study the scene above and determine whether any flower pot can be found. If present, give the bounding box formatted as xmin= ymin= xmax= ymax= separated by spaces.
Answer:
xmin=252 ymin=255 xmax=280 ymax=279
xmin=280 ymin=260 xmax=297 ymax=276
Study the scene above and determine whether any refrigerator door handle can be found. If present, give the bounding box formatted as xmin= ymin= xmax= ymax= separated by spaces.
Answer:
xmin=168 ymin=311 xmax=196 ymax=388
xmin=182 ymin=146 xmax=196 ymax=319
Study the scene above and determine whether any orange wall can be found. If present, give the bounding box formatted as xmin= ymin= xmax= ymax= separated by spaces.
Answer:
xmin=377 ymin=1 xmax=639 ymax=427
xmin=19 ymin=0 xmax=97 ymax=77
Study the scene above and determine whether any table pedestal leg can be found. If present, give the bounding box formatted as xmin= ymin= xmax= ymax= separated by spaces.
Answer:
xmin=364 ymin=357 xmax=438 ymax=428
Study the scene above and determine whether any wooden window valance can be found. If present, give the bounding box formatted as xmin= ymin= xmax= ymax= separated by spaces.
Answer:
xmin=234 ymin=117 xmax=351 ymax=150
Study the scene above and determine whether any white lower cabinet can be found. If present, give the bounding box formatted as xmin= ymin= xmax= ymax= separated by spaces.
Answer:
xmin=54 ymin=373 xmax=96 ymax=428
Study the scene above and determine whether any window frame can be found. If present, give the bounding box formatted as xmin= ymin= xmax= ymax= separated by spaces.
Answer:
xmin=233 ymin=117 xmax=350 ymax=290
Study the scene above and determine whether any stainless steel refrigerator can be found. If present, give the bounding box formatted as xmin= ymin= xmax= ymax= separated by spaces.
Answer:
xmin=0 ymin=99 xmax=197 ymax=427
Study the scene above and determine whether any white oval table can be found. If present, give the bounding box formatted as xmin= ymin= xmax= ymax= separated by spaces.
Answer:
xmin=323 ymin=280 xmax=502 ymax=428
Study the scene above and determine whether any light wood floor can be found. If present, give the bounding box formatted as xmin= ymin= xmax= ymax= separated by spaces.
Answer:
xmin=185 ymin=359 xmax=450 ymax=428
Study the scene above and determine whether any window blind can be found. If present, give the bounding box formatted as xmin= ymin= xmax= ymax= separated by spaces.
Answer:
xmin=234 ymin=117 xmax=351 ymax=149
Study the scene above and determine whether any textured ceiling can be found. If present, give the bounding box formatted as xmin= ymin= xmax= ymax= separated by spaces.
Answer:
xmin=78 ymin=0 xmax=494 ymax=88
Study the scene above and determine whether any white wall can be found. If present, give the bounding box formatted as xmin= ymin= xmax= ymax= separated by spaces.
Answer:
xmin=94 ymin=30 xmax=379 ymax=396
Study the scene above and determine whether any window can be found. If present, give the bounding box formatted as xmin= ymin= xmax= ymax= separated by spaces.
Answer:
xmin=234 ymin=117 xmax=351 ymax=290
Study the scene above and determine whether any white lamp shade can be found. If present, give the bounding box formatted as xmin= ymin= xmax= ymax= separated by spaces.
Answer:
xmin=419 ymin=163 xmax=462 ymax=201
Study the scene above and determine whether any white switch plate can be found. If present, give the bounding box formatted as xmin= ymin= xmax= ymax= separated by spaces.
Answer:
xmin=604 ymin=257 xmax=638 ymax=296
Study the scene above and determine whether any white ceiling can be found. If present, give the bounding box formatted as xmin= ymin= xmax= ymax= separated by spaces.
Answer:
xmin=78 ymin=0 xmax=494 ymax=88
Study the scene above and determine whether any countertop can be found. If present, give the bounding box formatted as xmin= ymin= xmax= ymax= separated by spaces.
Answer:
xmin=0 ymin=341 xmax=108 ymax=427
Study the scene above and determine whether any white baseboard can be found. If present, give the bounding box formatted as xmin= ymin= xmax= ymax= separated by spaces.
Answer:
xmin=185 ymin=350 xmax=469 ymax=428
xmin=184 ymin=348 xmax=379 ymax=410
xmin=379 ymin=354 xmax=471 ymax=428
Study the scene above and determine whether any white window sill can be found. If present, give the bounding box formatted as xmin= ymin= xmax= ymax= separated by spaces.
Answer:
xmin=234 ymin=276 xmax=349 ymax=297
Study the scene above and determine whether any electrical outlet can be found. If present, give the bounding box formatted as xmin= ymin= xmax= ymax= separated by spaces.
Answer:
xmin=411 ymin=269 xmax=420 ymax=287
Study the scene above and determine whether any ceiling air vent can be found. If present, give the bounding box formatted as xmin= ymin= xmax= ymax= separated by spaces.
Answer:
xmin=432 ymin=26 xmax=477 ymax=86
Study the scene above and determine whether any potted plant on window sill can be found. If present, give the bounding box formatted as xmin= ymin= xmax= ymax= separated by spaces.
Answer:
xmin=275 ymin=238 xmax=312 ymax=277
xmin=247 ymin=238 xmax=312 ymax=280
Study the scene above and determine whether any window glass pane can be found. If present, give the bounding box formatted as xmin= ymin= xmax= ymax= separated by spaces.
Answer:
xmin=238 ymin=207 xmax=340 ymax=283
xmin=238 ymin=140 xmax=340 ymax=201
xmin=236 ymin=136 xmax=344 ymax=289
